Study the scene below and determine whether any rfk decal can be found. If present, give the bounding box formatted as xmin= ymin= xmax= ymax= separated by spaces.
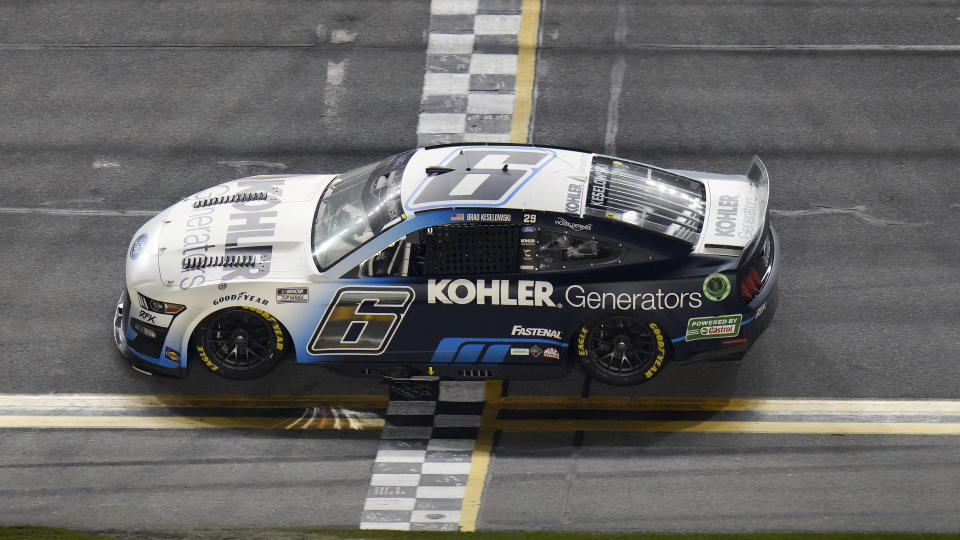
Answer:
xmin=308 ymin=287 xmax=415 ymax=355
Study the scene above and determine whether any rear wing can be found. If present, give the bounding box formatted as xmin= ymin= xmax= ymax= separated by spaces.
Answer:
xmin=679 ymin=156 xmax=771 ymax=257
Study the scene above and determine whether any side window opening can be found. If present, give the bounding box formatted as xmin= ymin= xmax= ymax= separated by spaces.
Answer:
xmin=349 ymin=223 xmax=520 ymax=278
xmin=528 ymin=228 xmax=622 ymax=272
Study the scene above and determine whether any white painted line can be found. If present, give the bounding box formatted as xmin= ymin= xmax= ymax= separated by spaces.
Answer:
xmin=467 ymin=93 xmax=516 ymax=114
xmin=360 ymin=522 xmax=410 ymax=531
xmin=469 ymin=53 xmax=518 ymax=75
xmin=330 ymin=29 xmax=357 ymax=43
xmin=416 ymin=486 xmax=467 ymax=499
xmin=433 ymin=414 xmax=481 ymax=428
xmin=371 ymin=474 xmax=422 ymax=487
xmin=410 ymin=510 xmax=462 ymax=523
xmin=421 ymin=462 xmax=473 ymax=475
xmin=427 ymin=33 xmax=476 ymax=55
xmin=603 ymin=57 xmax=625 ymax=155
xmin=428 ymin=438 xmax=478 ymax=451
xmin=448 ymin=173 xmax=490 ymax=196
xmin=430 ymin=0 xmax=478 ymax=15
xmin=92 ymin=159 xmax=120 ymax=168
xmin=0 ymin=207 xmax=158 ymax=217
xmin=474 ymin=15 xmax=522 ymax=35
xmin=418 ymin=113 xmax=468 ymax=134
xmin=375 ymin=449 xmax=428 ymax=463
xmin=439 ymin=381 xmax=486 ymax=402
xmin=364 ymin=498 xmax=418 ymax=511
xmin=387 ymin=401 xmax=437 ymax=416
xmin=423 ymin=73 xmax=471 ymax=95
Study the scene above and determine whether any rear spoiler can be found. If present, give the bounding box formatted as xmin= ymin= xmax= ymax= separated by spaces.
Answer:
xmin=686 ymin=156 xmax=770 ymax=257
xmin=746 ymin=155 xmax=770 ymax=242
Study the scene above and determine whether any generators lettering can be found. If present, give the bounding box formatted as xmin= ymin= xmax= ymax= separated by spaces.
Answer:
xmin=566 ymin=284 xmax=702 ymax=310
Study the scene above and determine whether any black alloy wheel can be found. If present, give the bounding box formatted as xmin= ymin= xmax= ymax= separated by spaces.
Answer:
xmin=579 ymin=316 xmax=666 ymax=386
xmin=195 ymin=307 xmax=284 ymax=380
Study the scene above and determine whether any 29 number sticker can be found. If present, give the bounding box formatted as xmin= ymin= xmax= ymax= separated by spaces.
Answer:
xmin=308 ymin=287 xmax=415 ymax=355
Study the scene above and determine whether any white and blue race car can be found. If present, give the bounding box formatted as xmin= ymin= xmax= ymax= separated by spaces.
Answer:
xmin=115 ymin=144 xmax=778 ymax=385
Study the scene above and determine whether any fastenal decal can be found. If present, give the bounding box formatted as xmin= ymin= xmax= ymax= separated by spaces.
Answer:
xmin=276 ymin=287 xmax=309 ymax=303
xmin=686 ymin=314 xmax=743 ymax=341
xmin=565 ymin=285 xmax=702 ymax=310
xmin=511 ymin=325 xmax=562 ymax=340
xmin=428 ymin=279 xmax=556 ymax=307
xmin=703 ymin=273 xmax=731 ymax=302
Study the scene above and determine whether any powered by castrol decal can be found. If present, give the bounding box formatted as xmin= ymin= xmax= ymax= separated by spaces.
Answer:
xmin=685 ymin=314 xmax=742 ymax=341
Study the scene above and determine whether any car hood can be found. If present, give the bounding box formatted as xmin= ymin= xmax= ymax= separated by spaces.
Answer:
xmin=156 ymin=174 xmax=335 ymax=290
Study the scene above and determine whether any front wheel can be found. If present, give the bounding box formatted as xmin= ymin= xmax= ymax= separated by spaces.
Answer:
xmin=194 ymin=307 xmax=285 ymax=380
xmin=576 ymin=316 xmax=667 ymax=386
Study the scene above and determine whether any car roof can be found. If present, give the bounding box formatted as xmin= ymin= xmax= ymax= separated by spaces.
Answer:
xmin=399 ymin=144 xmax=707 ymax=245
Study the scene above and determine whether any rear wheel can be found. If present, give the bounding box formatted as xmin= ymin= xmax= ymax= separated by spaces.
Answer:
xmin=577 ymin=316 xmax=667 ymax=386
xmin=194 ymin=307 xmax=285 ymax=380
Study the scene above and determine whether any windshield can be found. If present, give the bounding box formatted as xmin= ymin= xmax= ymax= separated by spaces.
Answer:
xmin=312 ymin=150 xmax=415 ymax=271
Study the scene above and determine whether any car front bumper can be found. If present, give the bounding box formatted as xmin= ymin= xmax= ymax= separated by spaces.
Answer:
xmin=114 ymin=290 xmax=185 ymax=378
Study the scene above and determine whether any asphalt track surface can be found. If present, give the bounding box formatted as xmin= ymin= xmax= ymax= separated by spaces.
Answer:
xmin=2 ymin=0 xmax=960 ymax=533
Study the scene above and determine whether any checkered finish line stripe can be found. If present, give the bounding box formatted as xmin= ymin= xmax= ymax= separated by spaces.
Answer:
xmin=360 ymin=380 xmax=485 ymax=531
xmin=417 ymin=0 xmax=524 ymax=146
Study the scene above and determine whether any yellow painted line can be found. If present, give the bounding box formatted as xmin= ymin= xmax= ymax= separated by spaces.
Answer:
xmin=0 ymin=415 xmax=384 ymax=430
xmin=498 ymin=396 xmax=960 ymax=414
xmin=0 ymin=393 xmax=388 ymax=409
xmin=495 ymin=419 xmax=960 ymax=436
xmin=508 ymin=0 xmax=541 ymax=144
xmin=459 ymin=380 xmax=503 ymax=532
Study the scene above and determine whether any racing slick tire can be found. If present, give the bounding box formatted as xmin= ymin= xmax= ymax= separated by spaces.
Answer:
xmin=576 ymin=315 xmax=667 ymax=386
xmin=193 ymin=307 xmax=286 ymax=380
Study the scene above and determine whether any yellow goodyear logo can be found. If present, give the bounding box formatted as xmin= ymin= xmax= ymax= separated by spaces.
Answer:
xmin=644 ymin=322 xmax=666 ymax=379
xmin=577 ymin=326 xmax=588 ymax=356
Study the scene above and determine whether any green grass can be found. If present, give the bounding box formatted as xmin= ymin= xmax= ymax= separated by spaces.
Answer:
xmin=3 ymin=527 xmax=960 ymax=540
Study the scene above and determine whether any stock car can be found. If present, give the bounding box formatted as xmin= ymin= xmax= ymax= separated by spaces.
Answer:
xmin=114 ymin=144 xmax=778 ymax=386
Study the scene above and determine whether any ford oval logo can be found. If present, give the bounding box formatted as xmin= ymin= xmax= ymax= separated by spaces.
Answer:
xmin=129 ymin=233 xmax=148 ymax=260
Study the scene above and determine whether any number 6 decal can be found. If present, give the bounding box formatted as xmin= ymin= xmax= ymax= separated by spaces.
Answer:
xmin=308 ymin=287 xmax=415 ymax=355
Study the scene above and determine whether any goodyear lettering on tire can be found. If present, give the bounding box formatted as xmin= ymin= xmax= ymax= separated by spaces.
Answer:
xmin=242 ymin=306 xmax=285 ymax=351
xmin=196 ymin=345 xmax=218 ymax=371
xmin=577 ymin=326 xmax=588 ymax=356
xmin=644 ymin=322 xmax=666 ymax=379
